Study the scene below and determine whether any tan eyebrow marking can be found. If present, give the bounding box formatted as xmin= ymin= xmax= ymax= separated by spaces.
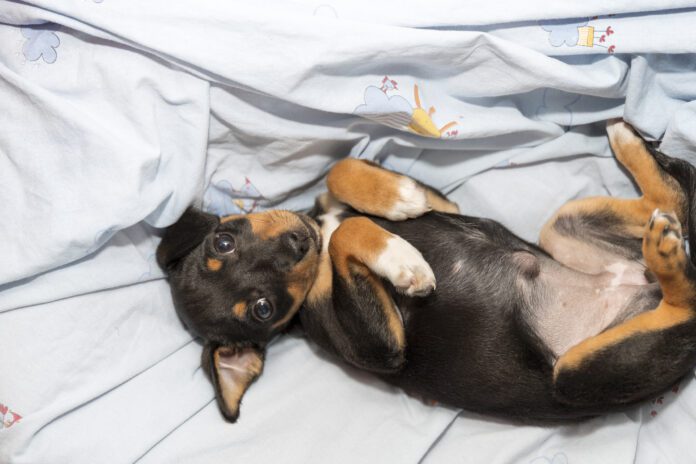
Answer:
xmin=207 ymin=258 xmax=223 ymax=272
xmin=233 ymin=302 xmax=247 ymax=318
xmin=246 ymin=211 xmax=303 ymax=240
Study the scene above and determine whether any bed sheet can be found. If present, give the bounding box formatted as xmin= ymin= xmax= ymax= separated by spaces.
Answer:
xmin=2 ymin=2 xmax=696 ymax=463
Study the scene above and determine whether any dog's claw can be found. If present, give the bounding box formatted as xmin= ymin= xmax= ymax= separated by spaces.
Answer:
xmin=406 ymin=274 xmax=436 ymax=297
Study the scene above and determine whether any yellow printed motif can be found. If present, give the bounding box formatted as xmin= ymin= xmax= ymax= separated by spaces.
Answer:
xmin=408 ymin=85 xmax=458 ymax=138
xmin=354 ymin=77 xmax=459 ymax=139
xmin=576 ymin=26 xmax=595 ymax=47
xmin=540 ymin=18 xmax=616 ymax=53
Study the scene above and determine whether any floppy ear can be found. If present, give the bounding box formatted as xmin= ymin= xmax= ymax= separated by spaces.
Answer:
xmin=205 ymin=344 xmax=265 ymax=423
xmin=156 ymin=207 xmax=219 ymax=271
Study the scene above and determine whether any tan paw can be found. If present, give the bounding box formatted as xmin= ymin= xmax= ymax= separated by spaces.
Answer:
xmin=643 ymin=209 xmax=687 ymax=277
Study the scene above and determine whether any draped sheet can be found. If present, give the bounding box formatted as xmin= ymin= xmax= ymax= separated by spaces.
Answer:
xmin=2 ymin=2 xmax=696 ymax=462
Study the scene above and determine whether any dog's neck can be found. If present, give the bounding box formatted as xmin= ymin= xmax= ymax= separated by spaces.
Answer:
xmin=302 ymin=194 xmax=346 ymax=306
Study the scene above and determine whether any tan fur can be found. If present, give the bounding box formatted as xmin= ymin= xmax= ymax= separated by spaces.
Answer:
xmin=642 ymin=213 xmax=693 ymax=306
xmin=306 ymin=253 xmax=333 ymax=305
xmin=540 ymin=121 xmax=686 ymax=250
xmin=214 ymin=347 xmax=263 ymax=417
xmin=220 ymin=214 xmax=241 ymax=224
xmin=609 ymin=123 xmax=685 ymax=218
xmin=207 ymin=258 xmax=223 ymax=272
xmin=425 ymin=190 xmax=460 ymax=214
xmin=365 ymin=272 xmax=406 ymax=349
xmin=233 ymin=301 xmax=246 ymax=318
xmin=329 ymin=217 xmax=390 ymax=279
xmin=246 ymin=211 xmax=305 ymax=240
xmin=329 ymin=217 xmax=405 ymax=349
xmin=555 ymin=211 xmax=695 ymax=375
xmin=554 ymin=301 xmax=692 ymax=374
xmin=327 ymin=159 xmax=402 ymax=218
xmin=219 ymin=211 xmax=320 ymax=328
xmin=222 ymin=211 xmax=307 ymax=240
xmin=272 ymin=278 xmax=311 ymax=330
xmin=549 ymin=121 xmax=696 ymax=377
xmin=271 ymin=237 xmax=320 ymax=329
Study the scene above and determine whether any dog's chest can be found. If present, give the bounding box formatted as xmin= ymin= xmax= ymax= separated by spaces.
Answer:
xmin=316 ymin=204 xmax=345 ymax=252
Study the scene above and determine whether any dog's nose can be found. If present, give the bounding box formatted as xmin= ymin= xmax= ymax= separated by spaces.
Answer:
xmin=284 ymin=231 xmax=310 ymax=261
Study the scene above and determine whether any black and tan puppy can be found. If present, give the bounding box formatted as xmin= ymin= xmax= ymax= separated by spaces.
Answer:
xmin=157 ymin=120 xmax=696 ymax=423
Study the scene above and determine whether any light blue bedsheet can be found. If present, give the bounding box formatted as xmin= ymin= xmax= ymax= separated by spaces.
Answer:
xmin=2 ymin=2 xmax=696 ymax=463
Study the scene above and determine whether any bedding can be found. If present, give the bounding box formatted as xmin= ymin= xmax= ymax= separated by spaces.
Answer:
xmin=2 ymin=1 xmax=696 ymax=462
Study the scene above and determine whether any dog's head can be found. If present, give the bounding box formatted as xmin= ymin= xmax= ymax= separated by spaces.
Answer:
xmin=157 ymin=207 xmax=321 ymax=422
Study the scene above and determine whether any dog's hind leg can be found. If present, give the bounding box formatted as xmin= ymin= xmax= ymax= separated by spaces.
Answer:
xmin=326 ymin=159 xmax=459 ymax=220
xmin=539 ymin=120 xmax=687 ymax=275
xmin=300 ymin=216 xmax=435 ymax=373
xmin=553 ymin=211 xmax=696 ymax=406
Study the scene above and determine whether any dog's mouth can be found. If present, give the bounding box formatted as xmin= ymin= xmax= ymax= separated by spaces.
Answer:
xmin=297 ymin=214 xmax=322 ymax=253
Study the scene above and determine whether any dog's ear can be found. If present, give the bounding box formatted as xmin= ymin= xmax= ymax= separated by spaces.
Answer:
xmin=156 ymin=207 xmax=219 ymax=271
xmin=204 ymin=343 xmax=265 ymax=423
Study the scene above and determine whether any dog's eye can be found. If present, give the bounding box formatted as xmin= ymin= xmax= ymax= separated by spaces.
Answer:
xmin=214 ymin=233 xmax=236 ymax=254
xmin=251 ymin=298 xmax=274 ymax=321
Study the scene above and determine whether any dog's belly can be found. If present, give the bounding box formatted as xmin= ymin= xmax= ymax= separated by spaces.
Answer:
xmin=388 ymin=277 xmax=567 ymax=419
xmin=525 ymin=259 xmax=660 ymax=358
xmin=375 ymin=213 xmax=562 ymax=417
xmin=375 ymin=212 xmax=659 ymax=420
xmin=541 ymin=228 xmax=649 ymax=284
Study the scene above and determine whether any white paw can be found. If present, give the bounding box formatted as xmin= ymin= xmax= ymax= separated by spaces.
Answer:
xmin=385 ymin=178 xmax=431 ymax=221
xmin=371 ymin=236 xmax=436 ymax=297
xmin=606 ymin=119 xmax=635 ymax=144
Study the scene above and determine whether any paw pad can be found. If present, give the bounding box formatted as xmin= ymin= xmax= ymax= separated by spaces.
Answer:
xmin=643 ymin=209 xmax=686 ymax=276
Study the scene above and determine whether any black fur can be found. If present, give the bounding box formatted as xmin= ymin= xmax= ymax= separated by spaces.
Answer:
xmin=297 ymin=149 xmax=696 ymax=422
xmin=554 ymin=318 xmax=696 ymax=406
xmin=305 ymin=212 xmax=603 ymax=421
xmin=156 ymin=207 xmax=218 ymax=270
xmin=159 ymin=144 xmax=696 ymax=424
xmin=161 ymin=211 xmax=314 ymax=347
xmin=553 ymin=208 xmax=643 ymax=261
xmin=651 ymin=146 xmax=696 ymax=263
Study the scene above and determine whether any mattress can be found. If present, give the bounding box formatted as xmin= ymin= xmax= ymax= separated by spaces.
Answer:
xmin=2 ymin=2 xmax=696 ymax=463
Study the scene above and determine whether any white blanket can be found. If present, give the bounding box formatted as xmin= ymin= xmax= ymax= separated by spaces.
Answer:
xmin=2 ymin=2 xmax=696 ymax=462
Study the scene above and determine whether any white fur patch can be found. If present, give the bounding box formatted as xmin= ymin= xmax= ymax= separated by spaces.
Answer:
xmin=452 ymin=259 xmax=464 ymax=274
xmin=385 ymin=177 xmax=430 ymax=221
xmin=605 ymin=262 xmax=628 ymax=288
xmin=371 ymin=236 xmax=436 ymax=296
xmin=318 ymin=205 xmax=344 ymax=253
xmin=606 ymin=119 xmax=635 ymax=145
xmin=604 ymin=261 xmax=649 ymax=287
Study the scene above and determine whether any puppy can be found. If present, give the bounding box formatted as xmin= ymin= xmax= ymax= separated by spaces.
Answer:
xmin=157 ymin=120 xmax=696 ymax=423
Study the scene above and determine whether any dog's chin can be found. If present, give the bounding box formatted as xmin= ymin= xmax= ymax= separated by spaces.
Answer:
xmin=202 ymin=328 xmax=272 ymax=351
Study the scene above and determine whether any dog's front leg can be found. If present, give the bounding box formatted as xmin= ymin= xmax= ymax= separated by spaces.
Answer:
xmin=300 ymin=216 xmax=435 ymax=373
xmin=326 ymin=159 xmax=459 ymax=220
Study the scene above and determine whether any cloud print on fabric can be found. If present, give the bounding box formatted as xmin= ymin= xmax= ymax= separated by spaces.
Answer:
xmin=354 ymin=85 xmax=412 ymax=129
xmin=539 ymin=18 xmax=588 ymax=47
xmin=21 ymin=25 xmax=60 ymax=63
xmin=205 ymin=180 xmax=240 ymax=216
xmin=204 ymin=179 xmax=262 ymax=216
xmin=535 ymin=88 xmax=582 ymax=127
